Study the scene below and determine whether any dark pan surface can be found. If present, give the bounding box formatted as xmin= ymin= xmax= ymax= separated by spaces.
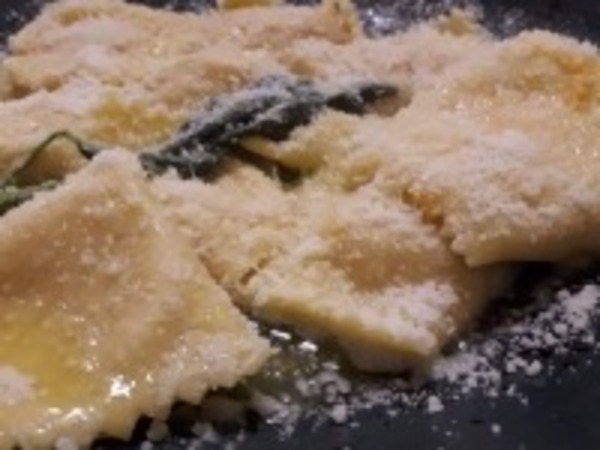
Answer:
xmin=0 ymin=1 xmax=599 ymax=449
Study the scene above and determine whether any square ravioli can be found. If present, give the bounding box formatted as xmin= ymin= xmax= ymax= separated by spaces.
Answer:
xmin=245 ymin=186 xmax=508 ymax=371
xmin=0 ymin=151 xmax=270 ymax=449
xmin=5 ymin=0 xmax=358 ymax=107
xmin=0 ymin=78 xmax=181 ymax=181
xmin=155 ymin=163 xmax=297 ymax=298
xmin=375 ymin=31 xmax=600 ymax=265
xmin=158 ymin=173 xmax=508 ymax=372
xmin=0 ymin=0 xmax=362 ymax=182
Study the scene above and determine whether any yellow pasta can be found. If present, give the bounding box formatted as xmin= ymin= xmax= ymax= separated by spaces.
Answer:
xmin=0 ymin=151 xmax=270 ymax=448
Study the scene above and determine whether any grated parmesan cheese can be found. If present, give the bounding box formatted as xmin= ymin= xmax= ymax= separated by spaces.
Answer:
xmin=0 ymin=0 xmax=598 ymax=448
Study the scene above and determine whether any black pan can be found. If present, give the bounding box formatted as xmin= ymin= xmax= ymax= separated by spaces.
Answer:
xmin=0 ymin=1 xmax=599 ymax=449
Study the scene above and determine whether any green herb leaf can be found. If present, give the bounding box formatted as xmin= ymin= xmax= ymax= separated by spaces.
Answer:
xmin=0 ymin=76 xmax=397 ymax=216
xmin=0 ymin=181 xmax=59 ymax=216
xmin=140 ymin=76 xmax=398 ymax=178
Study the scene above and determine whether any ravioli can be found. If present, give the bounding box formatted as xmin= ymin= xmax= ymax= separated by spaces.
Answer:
xmin=155 ymin=163 xmax=297 ymax=298
xmin=0 ymin=77 xmax=182 ymax=183
xmin=158 ymin=170 xmax=508 ymax=371
xmin=248 ymin=30 xmax=600 ymax=267
xmin=275 ymin=12 xmax=489 ymax=95
xmin=0 ymin=0 xmax=362 ymax=182
xmin=374 ymin=31 xmax=600 ymax=265
xmin=5 ymin=0 xmax=359 ymax=110
xmin=244 ymin=185 xmax=508 ymax=371
xmin=242 ymin=110 xmax=389 ymax=191
xmin=0 ymin=81 xmax=93 ymax=180
xmin=0 ymin=151 xmax=270 ymax=448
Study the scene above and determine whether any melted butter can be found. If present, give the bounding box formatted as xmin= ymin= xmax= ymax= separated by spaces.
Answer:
xmin=0 ymin=296 xmax=195 ymax=444
xmin=0 ymin=305 xmax=103 ymax=409
xmin=0 ymin=250 xmax=234 ymax=446
xmin=0 ymin=289 xmax=179 ymax=413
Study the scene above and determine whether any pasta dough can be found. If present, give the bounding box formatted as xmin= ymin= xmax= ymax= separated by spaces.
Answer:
xmin=159 ymin=171 xmax=508 ymax=371
xmin=5 ymin=0 xmax=359 ymax=106
xmin=375 ymin=31 xmax=600 ymax=265
xmin=0 ymin=0 xmax=361 ymax=180
xmin=0 ymin=151 xmax=270 ymax=448
xmin=275 ymin=13 xmax=489 ymax=94
xmin=245 ymin=185 xmax=508 ymax=371
xmin=155 ymin=163 xmax=297 ymax=298
xmin=247 ymin=30 xmax=600 ymax=266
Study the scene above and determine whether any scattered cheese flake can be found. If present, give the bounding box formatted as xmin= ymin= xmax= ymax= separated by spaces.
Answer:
xmin=426 ymin=395 xmax=445 ymax=414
